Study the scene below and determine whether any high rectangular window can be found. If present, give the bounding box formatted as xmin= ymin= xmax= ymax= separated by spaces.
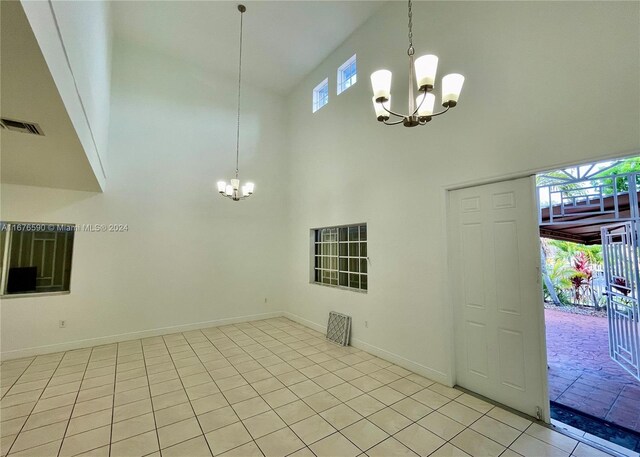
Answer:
xmin=1 ymin=222 xmax=75 ymax=296
xmin=337 ymin=55 xmax=357 ymax=95
xmin=312 ymin=78 xmax=329 ymax=113
xmin=312 ymin=223 xmax=367 ymax=291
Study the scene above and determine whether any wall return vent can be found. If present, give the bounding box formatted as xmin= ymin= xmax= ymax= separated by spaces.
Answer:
xmin=0 ymin=118 xmax=44 ymax=136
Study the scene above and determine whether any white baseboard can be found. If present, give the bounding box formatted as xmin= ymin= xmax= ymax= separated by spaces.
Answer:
xmin=1 ymin=311 xmax=284 ymax=361
xmin=4 ymin=310 xmax=452 ymax=387
xmin=284 ymin=311 xmax=451 ymax=386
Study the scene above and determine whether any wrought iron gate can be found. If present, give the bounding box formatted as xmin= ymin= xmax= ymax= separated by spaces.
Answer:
xmin=601 ymin=222 xmax=640 ymax=381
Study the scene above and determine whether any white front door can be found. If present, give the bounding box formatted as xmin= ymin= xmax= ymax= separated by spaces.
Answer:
xmin=448 ymin=176 xmax=549 ymax=420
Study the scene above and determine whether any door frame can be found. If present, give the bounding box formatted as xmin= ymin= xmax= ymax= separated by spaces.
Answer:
xmin=443 ymin=175 xmax=550 ymax=421
xmin=439 ymin=151 xmax=640 ymax=422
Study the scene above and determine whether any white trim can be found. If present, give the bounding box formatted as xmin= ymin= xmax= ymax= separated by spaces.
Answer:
xmin=4 ymin=307 xmax=451 ymax=386
xmin=1 ymin=311 xmax=284 ymax=361
xmin=284 ymin=311 xmax=450 ymax=386
xmin=337 ymin=54 xmax=357 ymax=95
xmin=312 ymin=78 xmax=329 ymax=113
xmin=443 ymin=149 xmax=640 ymax=192
xmin=441 ymin=188 xmax=457 ymax=388
xmin=529 ymin=175 xmax=551 ymax=423
xmin=20 ymin=0 xmax=106 ymax=190
xmin=47 ymin=0 xmax=107 ymax=181
xmin=1 ymin=291 xmax=70 ymax=300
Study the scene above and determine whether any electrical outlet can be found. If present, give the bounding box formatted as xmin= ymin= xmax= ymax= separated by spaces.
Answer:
xmin=365 ymin=321 xmax=368 ymax=328
xmin=59 ymin=320 xmax=66 ymax=328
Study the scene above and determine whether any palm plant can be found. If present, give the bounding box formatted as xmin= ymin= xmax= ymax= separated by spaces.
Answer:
xmin=544 ymin=258 xmax=576 ymax=305
xmin=543 ymin=238 xmax=603 ymax=306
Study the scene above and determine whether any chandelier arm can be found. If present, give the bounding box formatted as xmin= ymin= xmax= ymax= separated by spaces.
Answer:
xmin=383 ymin=118 xmax=406 ymax=126
xmin=380 ymin=102 xmax=406 ymax=119
xmin=411 ymin=91 xmax=427 ymax=117
xmin=224 ymin=194 xmax=251 ymax=201
xmin=430 ymin=105 xmax=451 ymax=117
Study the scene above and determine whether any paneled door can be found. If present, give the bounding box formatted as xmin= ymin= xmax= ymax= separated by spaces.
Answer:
xmin=448 ymin=176 xmax=548 ymax=420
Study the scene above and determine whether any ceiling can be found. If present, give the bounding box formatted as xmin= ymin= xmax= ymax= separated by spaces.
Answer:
xmin=0 ymin=1 xmax=101 ymax=192
xmin=112 ymin=1 xmax=385 ymax=95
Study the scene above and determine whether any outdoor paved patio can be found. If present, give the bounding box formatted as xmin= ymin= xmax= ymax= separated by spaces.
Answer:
xmin=546 ymin=308 xmax=640 ymax=433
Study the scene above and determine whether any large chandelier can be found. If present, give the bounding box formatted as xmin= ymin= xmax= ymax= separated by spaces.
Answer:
xmin=370 ymin=0 xmax=465 ymax=127
xmin=217 ymin=4 xmax=255 ymax=201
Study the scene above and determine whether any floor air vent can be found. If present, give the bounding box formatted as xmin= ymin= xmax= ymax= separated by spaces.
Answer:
xmin=326 ymin=311 xmax=351 ymax=346
xmin=0 ymin=118 xmax=44 ymax=136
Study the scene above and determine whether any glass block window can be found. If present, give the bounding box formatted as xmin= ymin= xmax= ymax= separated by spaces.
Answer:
xmin=337 ymin=55 xmax=357 ymax=94
xmin=312 ymin=223 xmax=367 ymax=291
xmin=312 ymin=78 xmax=329 ymax=113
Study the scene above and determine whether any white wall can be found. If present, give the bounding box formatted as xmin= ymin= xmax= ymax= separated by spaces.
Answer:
xmin=52 ymin=1 xmax=113 ymax=166
xmin=285 ymin=1 xmax=640 ymax=384
xmin=0 ymin=39 xmax=290 ymax=359
xmin=21 ymin=0 xmax=113 ymax=189
xmin=4 ymin=0 xmax=639 ymax=376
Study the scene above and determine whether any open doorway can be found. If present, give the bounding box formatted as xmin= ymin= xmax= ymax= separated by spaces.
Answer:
xmin=537 ymin=157 xmax=640 ymax=453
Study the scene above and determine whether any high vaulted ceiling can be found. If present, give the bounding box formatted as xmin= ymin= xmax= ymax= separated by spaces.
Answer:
xmin=112 ymin=1 xmax=385 ymax=95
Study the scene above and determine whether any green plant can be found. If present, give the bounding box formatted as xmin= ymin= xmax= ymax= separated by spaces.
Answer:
xmin=542 ymin=238 xmax=604 ymax=306
xmin=570 ymin=251 xmax=592 ymax=303
xmin=544 ymin=258 xmax=575 ymax=305
xmin=592 ymin=157 xmax=640 ymax=194
xmin=547 ymin=239 xmax=602 ymax=265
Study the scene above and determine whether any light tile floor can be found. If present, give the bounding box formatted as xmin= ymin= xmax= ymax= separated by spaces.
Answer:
xmin=0 ymin=318 xmax=615 ymax=457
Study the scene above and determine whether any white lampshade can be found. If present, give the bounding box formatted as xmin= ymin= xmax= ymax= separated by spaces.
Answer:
xmin=244 ymin=182 xmax=254 ymax=194
xmin=370 ymin=69 xmax=392 ymax=101
xmin=225 ymin=185 xmax=233 ymax=196
xmin=414 ymin=55 xmax=438 ymax=89
xmin=231 ymin=178 xmax=240 ymax=190
xmin=372 ymin=96 xmax=391 ymax=119
xmin=442 ymin=73 xmax=465 ymax=106
xmin=217 ymin=181 xmax=226 ymax=193
xmin=416 ymin=93 xmax=435 ymax=117
xmin=242 ymin=186 xmax=249 ymax=197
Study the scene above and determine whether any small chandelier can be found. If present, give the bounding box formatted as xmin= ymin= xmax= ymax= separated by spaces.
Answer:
xmin=217 ymin=4 xmax=255 ymax=201
xmin=370 ymin=0 xmax=465 ymax=127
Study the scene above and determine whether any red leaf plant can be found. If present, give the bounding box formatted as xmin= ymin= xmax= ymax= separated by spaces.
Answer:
xmin=570 ymin=251 xmax=592 ymax=302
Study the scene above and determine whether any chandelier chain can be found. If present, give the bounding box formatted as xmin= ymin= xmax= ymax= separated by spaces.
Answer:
xmin=407 ymin=0 xmax=414 ymax=56
xmin=371 ymin=0 xmax=464 ymax=127
xmin=235 ymin=7 xmax=244 ymax=178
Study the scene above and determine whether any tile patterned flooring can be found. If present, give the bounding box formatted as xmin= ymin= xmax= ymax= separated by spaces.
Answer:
xmin=545 ymin=309 xmax=640 ymax=433
xmin=0 ymin=318 xmax=614 ymax=457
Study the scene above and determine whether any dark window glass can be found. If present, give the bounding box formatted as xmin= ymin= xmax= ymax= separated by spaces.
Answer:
xmin=2 ymin=222 xmax=75 ymax=295
xmin=312 ymin=224 xmax=367 ymax=292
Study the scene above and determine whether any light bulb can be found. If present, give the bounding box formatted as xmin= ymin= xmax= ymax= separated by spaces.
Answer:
xmin=416 ymin=93 xmax=435 ymax=117
xmin=442 ymin=74 xmax=464 ymax=107
xmin=244 ymin=182 xmax=254 ymax=194
xmin=370 ymin=69 xmax=392 ymax=101
xmin=414 ymin=55 xmax=438 ymax=89
xmin=372 ymin=96 xmax=391 ymax=120
xmin=242 ymin=186 xmax=249 ymax=197
xmin=217 ymin=181 xmax=226 ymax=193
xmin=225 ymin=185 xmax=233 ymax=196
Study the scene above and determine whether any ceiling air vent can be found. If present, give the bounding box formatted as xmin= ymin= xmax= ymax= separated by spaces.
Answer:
xmin=0 ymin=118 xmax=44 ymax=136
